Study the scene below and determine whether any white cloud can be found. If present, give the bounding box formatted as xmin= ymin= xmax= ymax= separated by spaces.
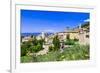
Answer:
xmin=42 ymin=29 xmax=55 ymax=32
xmin=84 ymin=19 xmax=90 ymax=22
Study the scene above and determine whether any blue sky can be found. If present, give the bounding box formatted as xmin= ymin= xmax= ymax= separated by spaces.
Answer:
xmin=21 ymin=9 xmax=89 ymax=33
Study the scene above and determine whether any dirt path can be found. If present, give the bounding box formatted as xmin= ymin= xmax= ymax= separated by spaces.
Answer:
xmin=35 ymin=45 xmax=49 ymax=56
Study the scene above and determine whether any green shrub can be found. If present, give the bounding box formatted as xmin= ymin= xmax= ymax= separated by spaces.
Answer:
xmin=21 ymin=43 xmax=90 ymax=62
xmin=53 ymin=35 xmax=60 ymax=51
xmin=49 ymin=46 xmax=54 ymax=52
xmin=21 ymin=56 xmax=33 ymax=63
xmin=21 ymin=44 xmax=28 ymax=56
xmin=21 ymin=37 xmax=45 ymax=55
xmin=64 ymin=39 xmax=75 ymax=45
xmin=61 ymin=44 xmax=90 ymax=60
xmin=21 ymin=47 xmax=27 ymax=56
xmin=35 ymin=50 xmax=61 ymax=62
xmin=36 ymin=43 xmax=43 ymax=52
xmin=30 ymin=43 xmax=44 ymax=53
xmin=74 ymin=38 xmax=79 ymax=41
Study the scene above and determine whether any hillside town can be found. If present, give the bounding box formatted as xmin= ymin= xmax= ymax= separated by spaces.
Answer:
xmin=21 ymin=22 xmax=89 ymax=56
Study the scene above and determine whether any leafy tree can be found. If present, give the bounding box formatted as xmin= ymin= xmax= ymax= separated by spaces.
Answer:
xmin=21 ymin=36 xmax=45 ymax=57
xmin=31 ymin=43 xmax=43 ymax=52
xmin=21 ymin=41 xmax=33 ymax=56
xmin=64 ymin=39 xmax=75 ymax=45
xmin=21 ymin=44 xmax=28 ymax=56
xmin=32 ymin=36 xmax=38 ymax=45
xmin=49 ymin=46 xmax=54 ymax=52
xmin=53 ymin=35 xmax=60 ymax=51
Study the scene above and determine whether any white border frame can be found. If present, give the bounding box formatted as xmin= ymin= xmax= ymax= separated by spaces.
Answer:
xmin=11 ymin=3 xmax=96 ymax=73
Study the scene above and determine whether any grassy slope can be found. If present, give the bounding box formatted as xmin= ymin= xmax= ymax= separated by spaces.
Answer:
xmin=21 ymin=44 xmax=89 ymax=63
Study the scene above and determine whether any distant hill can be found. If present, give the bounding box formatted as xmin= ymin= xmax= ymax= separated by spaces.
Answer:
xmin=81 ymin=22 xmax=89 ymax=28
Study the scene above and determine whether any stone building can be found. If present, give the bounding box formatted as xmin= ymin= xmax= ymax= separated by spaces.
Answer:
xmin=56 ymin=24 xmax=89 ymax=45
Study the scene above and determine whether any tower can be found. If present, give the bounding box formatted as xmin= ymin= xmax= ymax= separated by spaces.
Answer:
xmin=79 ymin=23 xmax=82 ymax=29
xmin=42 ymin=32 xmax=45 ymax=39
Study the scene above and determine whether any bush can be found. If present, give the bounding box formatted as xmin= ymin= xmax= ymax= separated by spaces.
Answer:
xmin=21 ymin=37 xmax=45 ymax=55
xmin=60 ymin=44 xmax=90 ymax=60
xmin=35 ymin=50 xmax=61 ymax=62
xmin=64 ymin=39 xmax=75 ymax=45
xmin=74 ymin=38 xmax=79 ymax=41
xmin=36 ymin=43 xmax=43 ymax=52
xmin=30 ymin=43 xmax=44 ymax=53
xmin=53 ymin=35 xmax=60 ymax=51
xmin=21 ymin=44 xmax=90 ymax=62
xmin=21 ymin=41 xmax=33 ymax=56
xmin=21 ymin=44 xmax=28 ymax=56
xmin=49 ymin=46 xmax=54 ymax=52
xmin=21 ymin=56 xmax=33 ymax=63
xmin=21 ymin=47 xmax=27 ymax=56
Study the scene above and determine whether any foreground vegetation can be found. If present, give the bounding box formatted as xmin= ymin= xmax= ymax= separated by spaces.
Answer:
xmin=21 ymin=34 xmax=90 ymax=63
xmin=21 ymin=36 xmax=45 ymax=56
xmin=21 ymin=44 xmax=89 ymax=63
